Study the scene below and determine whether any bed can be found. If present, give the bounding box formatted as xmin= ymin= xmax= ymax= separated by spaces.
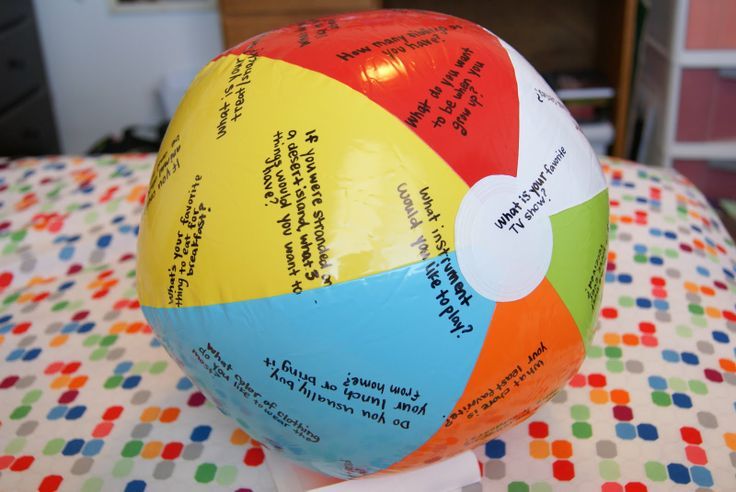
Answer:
xmin=0 ymin=154 xmax=734 ymax=491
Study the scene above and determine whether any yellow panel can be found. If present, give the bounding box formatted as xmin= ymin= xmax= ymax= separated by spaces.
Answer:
xmin=137 ymin=54 xmax=469 ymax=308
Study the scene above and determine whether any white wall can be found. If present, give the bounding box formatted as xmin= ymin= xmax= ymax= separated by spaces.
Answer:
xmin=32 ymin=0 xmax=223 ymax=153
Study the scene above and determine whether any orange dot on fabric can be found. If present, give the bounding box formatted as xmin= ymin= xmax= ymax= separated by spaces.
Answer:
xmin=610 ymin=389 xmax=630 ymax=404
xmin=603 ymin=333 xmax=620 ymax=345
xmin=683 ymin=282 xmax=698 ymax=293
xmin=69 ymin=376 xmax=88 ymax=389
xmin=692 ymin=239 xmax=704 ymax=249
xmin=724 ymin=433 xmax=736 ymax=451
xmin=50 ymin=375 xmax=70 ymax=389
xmin=607 ymin=251 xmax=617 ymax=261
xmin=700 ymin=286 xmax=715 ymax=296
xmin=160 ymin=407 xmax=180 ymax=423
xmin=589 ymin=389 xmax=609 ymax=404
xmin=529 ymin=439 xmax=549 ymax=459
xmin=141 ymin=441 xmax=163 ymax=459
xmin=551 ymin=440 xmax=572 ymax=459
xmin=127 ymin=322 xmax=145 ymax=334
xmin=231 ymin=428 xmax=250 ymax=445
xmin=719 ymin=359 xmax=736 ymax=373
xmin=620 ymin=216 xmax=633 ymax=224
xmin=705 ymin=307 xmax=721 ymax=319
xmin=109 ymin=322 xmax=127 ymax=334
xmin=49 ymin=335 xmax=68 ymax=347
xmin=622 ymin=334 xmax=639 ymax=346
xmin=140 ymin=406 xmax=160 ymax=422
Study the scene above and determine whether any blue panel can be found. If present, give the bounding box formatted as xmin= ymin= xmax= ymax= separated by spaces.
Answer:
xmin=143 ymin=253 xmax=494 ymax=478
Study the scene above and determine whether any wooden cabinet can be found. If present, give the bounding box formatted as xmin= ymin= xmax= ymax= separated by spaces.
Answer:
xmin=218 ymin=0 xmax=380 ymax=49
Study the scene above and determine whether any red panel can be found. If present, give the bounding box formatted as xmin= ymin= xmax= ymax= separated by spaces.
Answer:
xmin=219 ymin=10 xmax=520 ymax=186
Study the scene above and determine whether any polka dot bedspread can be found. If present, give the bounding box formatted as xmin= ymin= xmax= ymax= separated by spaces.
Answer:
xmin=0 ymin=154 xmax=734 ymax=491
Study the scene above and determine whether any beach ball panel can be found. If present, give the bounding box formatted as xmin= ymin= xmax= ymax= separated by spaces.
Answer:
xmin=386 ymin=277 xmax=584 ymax=472
xmin=226 ymin=10 xmax=520 ymax=185
xmin=138 ymin=54 xmax=469 ymax=309
xmin=547 ymin=189 xmax=609 ymax=341
xmin=142 ymin=251 xmax=495 ymax=477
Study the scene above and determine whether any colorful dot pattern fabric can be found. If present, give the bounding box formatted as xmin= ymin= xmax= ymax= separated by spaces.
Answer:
xmin=0 ymin=154 xmax=734 ymax=491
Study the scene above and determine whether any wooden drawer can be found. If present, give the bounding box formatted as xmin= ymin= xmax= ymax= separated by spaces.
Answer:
xmin=0 ymin=89 xmax=59 ymax=156
xmin=0 ymin=18 xmax=45 ymax=111
xmin=220 ymin=0 xmax=378 ymax=15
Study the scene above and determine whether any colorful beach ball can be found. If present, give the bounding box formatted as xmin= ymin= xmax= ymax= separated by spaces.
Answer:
xmin=137 ymin=9 xmax=609 ymax=479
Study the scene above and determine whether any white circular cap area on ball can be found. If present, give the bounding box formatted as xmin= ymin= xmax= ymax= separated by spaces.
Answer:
xmin=455 ymin=174 xmax=553 ymax=302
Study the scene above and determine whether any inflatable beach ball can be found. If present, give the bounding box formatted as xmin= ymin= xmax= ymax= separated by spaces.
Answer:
xmin=138 ymin=9 xmax=608 ymax=479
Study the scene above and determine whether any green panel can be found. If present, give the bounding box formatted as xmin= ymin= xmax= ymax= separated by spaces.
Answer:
xmin=547 ymin=189 xmax=609 ymax=343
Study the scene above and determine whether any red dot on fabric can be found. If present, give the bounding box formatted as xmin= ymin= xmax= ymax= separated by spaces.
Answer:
xmin=188 ymin=392 xmax=206 ymax=407
xmin=62 ymin=362 xmax=81 ymax=374
xmin=58 ymin=390 xmax=78 ymax=404
xmin=640 ymin=335 xmax=658 ymax=347
xmin=38 ymin=475 xmax=63 ymax=492
xmin=704 ymin=368 xmax=723 ymax=383
xmin=11 ymin=322 xmax=31 ymax=335
xmin=92 ymin=421 xmax=114 ymax=438
xmin=553 ymin=460 xmax=575 ymax=481
xmin=639 ymin=322 xmax=656 ymax=333
xmin=568 ymin=374 xmax=586 ymax=387
xmin=161 ymin=442 xmax=184 ymax=460
xmin=128 ymin=300 xmax=140 ymax=309
xmin=244 ymin=447 xmax=265 ymax=467
xmin=651 ymin=288 xmax=667 ymax=299
xmin=92 ymin=289 xmax=109 ymax=299
xmin=602 ymin=308 xmax=618 ymax=319
xmin=650 ymin=277 xmax=666 ymax=286
xmin=624 ymin=482 xmax=648 ymax=492
xmin=102 ymin=406 xmax=124 ymax=421
xmin=71 ymin=311 xmax=89 ymax=321
xmin=724 ymin=310 xmax=736 ymax=322
xmin=10 ymin=455 xmax=35 ymax=471
xmin=714 ymin=280 xmax=727 ymax=290
xmin=528 ymin=421 xmax=549 ymax=438
xmin=602 ymin=483 xmax=624 ymax=492
xmin=612 ymin=405 xmax=633 ymax=421
xmin=0 ymin=375 xmax=19 ymax=389
xmin=0 ymin=455 xmax=14 ymax=470
xmin=66 ymin=264 xmax=83 ymax=275
xmin=44 ymin=362 xmax=64 ymax=375
xmin=33 ymin=292 xmax=50 ymax=302
xmin=0 ymin=272 xmax=13 ymax=288
xmin=588 ymin=374 xmax=607 ymax=387
xmin=685 ymin=445 xmax=707 ymax=465
xmin=680 ymin=427 xmax=702 ymax=444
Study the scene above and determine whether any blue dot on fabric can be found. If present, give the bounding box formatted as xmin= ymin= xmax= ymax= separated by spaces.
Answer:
xmin=615 ymin=423 xmax=636 ymax=440
xmin=66 ymin=405 xmax=87 ymax=420
xmin=62 ymin=438 xmax=85 ymax=456
xmin=59 ymin=245 xmax=75 ymax=261
xmin=636 ymin=196 xmax=647 ymax=203
xmin=636 ymin=297 xmax=652 ymax=308
xmin=0 ymin=323 xmax=14 ymax=334
xmin=648 ymin=376 xmax=667 ymax=390
xmin=624 ymin=182 xmax=635 ymax=188
xmin=634 ymin=244 xmax=648 ymax=254
xmin=115 ymin=361 xmax=133 ymax=374
xmin=77 ymin=322 xmax=95 ymax=334
xmin=97 ymin=234 xmax=112 ymax=248
xmin=681 ymin=352 xmax=699 ymax=365
xmin=690 ymin=466 xmax=714 ymax=487
xmin=0 ymin=314 xmax=12 ymax=324
xmin=637 ymin=423 xmax=659 ymax=440
xmin=6 ymin=348 xmax=24 ymax=361
xmin=672 ymin=393 xmax=693 ymax=409
xmin=691 ymin=225 xmax=702 ymax=233
xmin=122 ymin=375 xmax=141 ymax=389
xmin=653 ymin=300 xmax=669 ymax=311
xmin=696 ymin=266 xmax=710 ymax=277
xmin=112 ymin=215 xmax=125 ymax=224
xmin=649 ymin=228 xmax=662 ymax=236
xmin=618 ymin=273 xmax=633 ymax=284
xmin=67 ymin=234 xmax=81 ymax=243
xmin=119 ymin=224 xmax=132 ymax=234
xmin=712 ymin=331 xmax=729 ymax=343
xmin=191 ymin=425 xmax=212 ymax=442
xmin=61 ymin=323 xmax=79 ymax=334
xmin=650 ymin=199 xmax=661 ymax=207
xmin=649 ymin=256 xmax=664 ymax=265
xmin=149 ymin=337 xmax=161 ymax=348
xmin=176 ymin=377 xmax=193 ymax=390
xmin=124 ymin=480 xmax=147 ymax=492
xmin=662 ymin=350 xmax=680 ymax=363
xmin=667 ymin=463 xmax=691 ymax=484
xmin=22 ymin=348 xmax=41 ymax=361
xmin=724 ymin=268 xmax=734 ymax=279
xmin=58 ymin=281 xmax=75 ymax=291
xmin=485 ymin=439 xmax=506 ymax=459
xmin=47 ymin=405 xmax=68 ymax=420
xmin=82 ymin=439 xmax=104 ymax=457
xmin=664 ymin=231 xmax=677 ymax=239
xmin=605 ymin=272 xmax=616 ymax=283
